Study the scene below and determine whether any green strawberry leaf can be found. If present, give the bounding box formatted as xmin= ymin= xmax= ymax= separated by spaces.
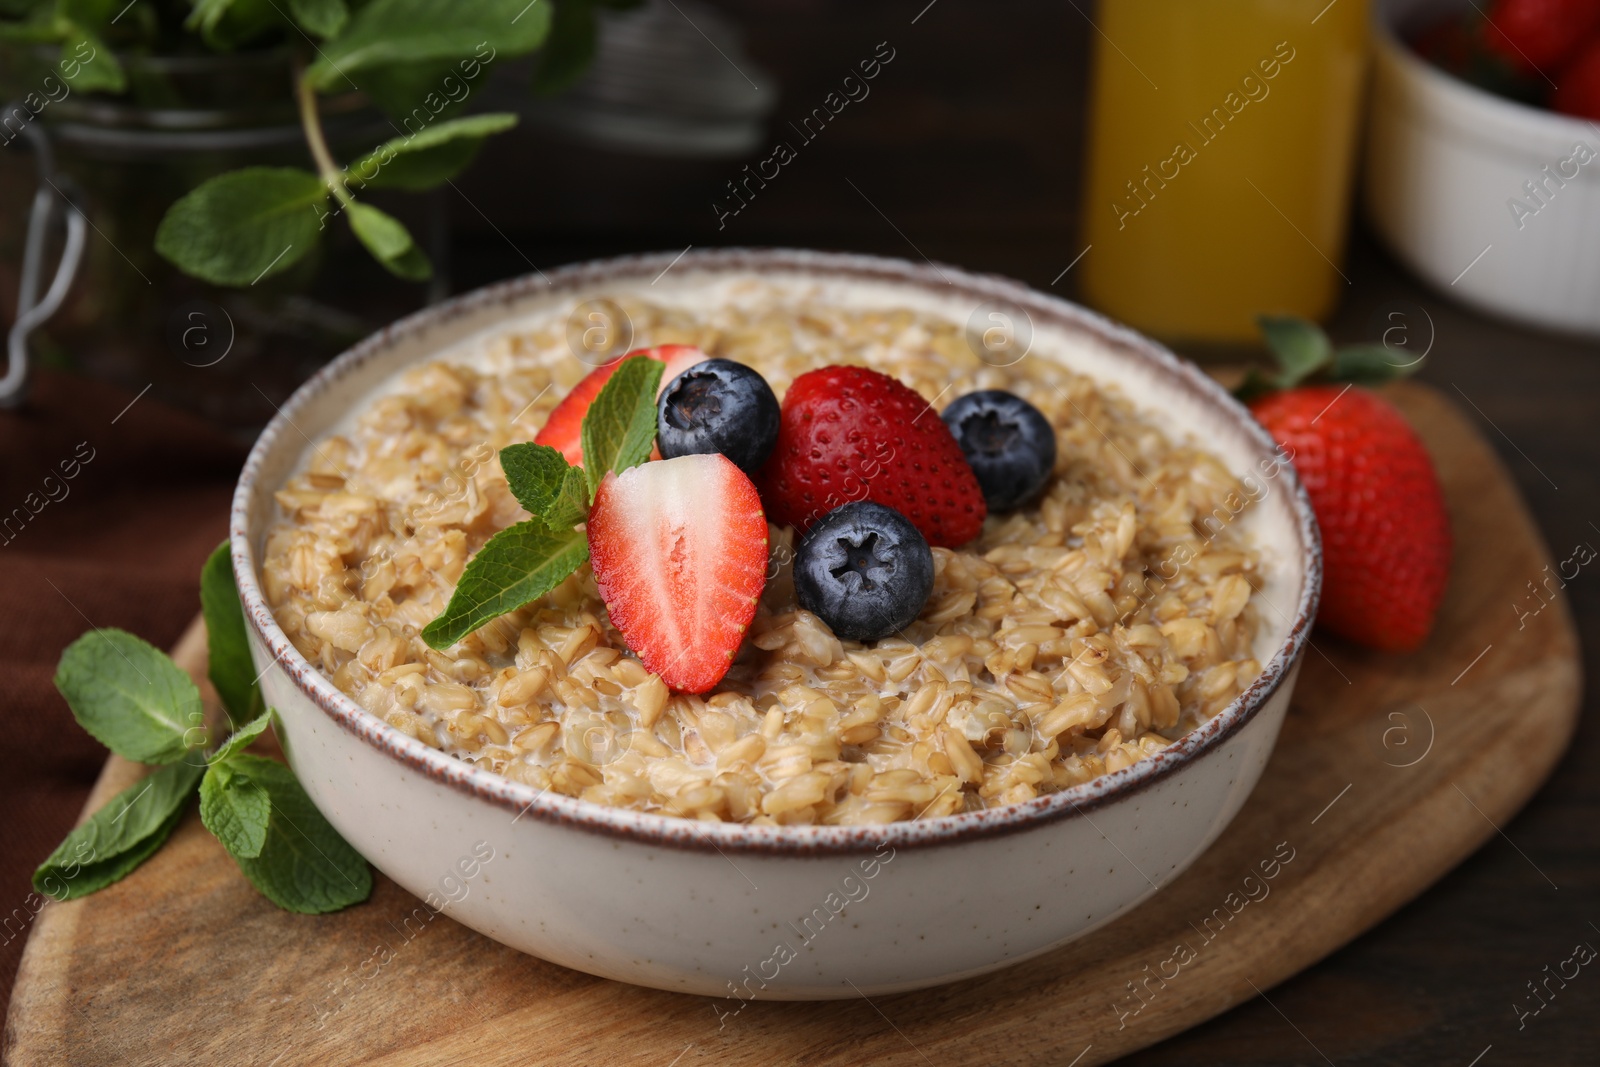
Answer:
xmin=346 ymin=201 xmax=431 ymax=281
xmin=422 ymin=520 xmax=589 ymax=649
xmin=532 ymin=0 xmax=597 ymax=96
xmin=199 ymin=760 xmax=271 ymax=859
xmin=1256 ymin=315 xmax=1333 ymax=389
xmin=1332 ymin=343 xmax=1425 ymax=384
xmin=55 ymin=629 xmax=203 ymax=765
xmin=200 ymin=541 xmax=262 ymax=729
xmin=579 ymin=355 xmax=664 ymax=499
xmin=305 ymin=0 xmax=553 ymax=91
xmin=218 ymin=755 xmax=371 ymax=913
xmin=499 ymin=442 xmax=589 ymax=529
xmin=349 ymin=113 xmax=518 ymax=192
xmin=32 ymin=760 xmax=204 ymax=901
xmin=155 ymin=167 xmax=326 ymax=287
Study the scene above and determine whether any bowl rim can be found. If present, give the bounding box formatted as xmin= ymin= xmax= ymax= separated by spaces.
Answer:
xmin=231 ymin=247 xmax=1323 ymax=856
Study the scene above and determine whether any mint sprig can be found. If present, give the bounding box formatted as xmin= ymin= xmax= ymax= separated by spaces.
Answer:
xmin=1235 ymin=315 xmax=1425 ymax=402
xmin=200 ymin=542 xmax=263 ymax=729
xmin=54 ymin=629 xmax=203 ymax=766
xmin=421 ymin=354 xmax=665 ymax=649
xmin=32 ymin=545 xmax=372 ymax=913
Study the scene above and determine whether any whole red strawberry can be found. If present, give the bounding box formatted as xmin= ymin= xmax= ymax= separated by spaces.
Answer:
xmin=1243 ymin=318 xmax=1452 ymax=653
xmin=758 ymin=365 xmax=987 ymax=547
xmin=1554 ymin=36 xmax=1600 ymax=117
xmin=1481 ymin=0 xmax=1600 ymax=74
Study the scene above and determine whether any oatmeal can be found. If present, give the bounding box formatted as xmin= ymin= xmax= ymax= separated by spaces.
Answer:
xmin=260 ymin=287 xmax=1264 ymax=825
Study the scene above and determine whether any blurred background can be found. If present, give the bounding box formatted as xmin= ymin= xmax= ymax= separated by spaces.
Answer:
xmin=2 ymin=0 xmax=1597 ymax=1061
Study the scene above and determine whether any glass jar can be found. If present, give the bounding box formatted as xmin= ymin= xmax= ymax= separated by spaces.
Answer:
xmin=1079 ymin=0 xmax=1371 ymax=344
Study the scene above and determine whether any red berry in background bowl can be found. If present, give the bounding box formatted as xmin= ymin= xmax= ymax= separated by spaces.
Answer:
xmin=1554 ymin=36 xmax=1600 ymax=118
xmin=757 ymin=364 xmax=987 ymax=548
xmin=1240 ymin=317 xmax=1453 ymax=653
xmin=1481 ymin=0 xmax=1600 ymax=75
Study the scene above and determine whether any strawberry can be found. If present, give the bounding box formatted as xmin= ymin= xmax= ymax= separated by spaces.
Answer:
xmin=1480 ymin=0 xmax=1600 ymax=75
xmin=1554 ymin=36 xmax=1600 ymax=117
xmin=757 ymin=365 xmax=987 ymax=548
xmin=587 ymin=453 xmax=769 ymax=693
xmin=1242 ymin=318 xmax=1452 ymax=653
xmin=534 ymin=344 xmax=706 ymax=467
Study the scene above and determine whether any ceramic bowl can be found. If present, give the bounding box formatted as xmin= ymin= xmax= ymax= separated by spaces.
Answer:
xmin=1366 ymin=0 xmax=1600 ymax=337
xmin=230 ymin=249 xmax=1321 ymax=999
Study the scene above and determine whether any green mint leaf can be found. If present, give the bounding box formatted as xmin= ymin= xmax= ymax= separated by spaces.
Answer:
xmin=346 ymin=201 xmax=432 ymax=281
xmin=1256 ymin=315 xmax=1333 ymax=390
xmin=422 ymin=520 xmax=589 ymax=649
xmin=220 ymin=754 xmax=371 ymax=913
xmin=305 ymin=0 xmax=553 ymax=91
xmin=579 ymin=355 xmax=664 ymax=499
xmin=1332 ymin=343 xmax=1425 ymax=385
xmin=210 ymin=709 xmax=273 ymax=766
xmin=200 ymin=541 xmax=262 ymax=729
xmin=184 ymin=0 xmax=281 ymax=50
xmin=199 ymin=761 xmax=271 ymax=859
xmin=288 ymin=0 xmax=347 ymax=37
xmin=59 ymin=27 xmax=125 ymax=93
xmin=155 ymin=167 xmax=325 ymax=287
xmin=532 ymin=0 xmax=597 ymax=96
xmin=349 ymin=113 xmax=518 ymax=192
xmin=498 ymin=442 xmax=589 ymax=528
xmin=55 ymin=629 xmax=203 ymax=765
xmin=32 ymin=760 xmax=203 ymax=901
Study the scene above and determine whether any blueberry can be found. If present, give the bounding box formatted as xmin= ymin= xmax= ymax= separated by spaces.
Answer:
xmin=940 ymin=390 xmax=1057 ymax=511
xmin=794 ymin=501 xmax=934 ymax=642
xmin=656 ymin=359 xmax=779 ymax=476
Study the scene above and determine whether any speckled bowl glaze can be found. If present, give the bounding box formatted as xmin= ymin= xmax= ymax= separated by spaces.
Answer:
xmin=231 ymin=249 xmax=1321 ymax=1000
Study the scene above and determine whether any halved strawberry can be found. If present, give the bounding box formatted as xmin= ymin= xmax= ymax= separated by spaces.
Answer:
xmin=534 ymin=344 xmax=707 ymax=467
xmin=587 ymin=453 xmax=769 ymax=693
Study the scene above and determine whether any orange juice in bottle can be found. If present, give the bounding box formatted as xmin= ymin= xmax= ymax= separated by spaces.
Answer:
xmin=1079 ymin=0 xmax=1370 ymax=343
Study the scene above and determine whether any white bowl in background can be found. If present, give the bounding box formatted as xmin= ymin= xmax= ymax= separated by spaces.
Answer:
xmin=1366 ymin=0 xmax=1600 ymax=336
xmin=231 ymin=249 xmax=1321 ymax=999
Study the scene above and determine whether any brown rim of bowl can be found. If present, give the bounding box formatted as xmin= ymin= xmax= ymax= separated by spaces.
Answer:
xmin=231 ymin=248 xmax=1323 ymax=857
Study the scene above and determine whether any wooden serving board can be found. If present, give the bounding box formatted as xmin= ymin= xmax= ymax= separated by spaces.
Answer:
xmin=4 ymin=383 xmax=1581 ymax=1067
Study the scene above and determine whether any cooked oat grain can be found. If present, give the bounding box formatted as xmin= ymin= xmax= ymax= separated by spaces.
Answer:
xmin=261 ymin=290 xmax=1264 ymax=825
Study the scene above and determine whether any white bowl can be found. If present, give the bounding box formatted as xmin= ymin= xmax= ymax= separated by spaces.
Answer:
xmin=230 ymin=249 xmax=1321 ymax=999
xmin=1366 ymin=0 xmax=1600 ymax=336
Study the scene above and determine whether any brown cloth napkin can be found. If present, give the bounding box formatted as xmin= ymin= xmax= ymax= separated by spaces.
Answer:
xmin=0 ymin=370 xmax=245 ymax=1023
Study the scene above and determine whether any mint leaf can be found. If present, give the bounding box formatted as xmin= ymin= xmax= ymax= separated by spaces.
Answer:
xmin=55 ymin=629 xmax=202 ymax=765
xmin=184 ymin=0 xmax=281 ymax=50
xmin=499 ymin=442 xmax=589 ymax=529
xmin=60 ymin=27 xmax=125 ymax=93
xmin=305 ymin=0 xmax=554 ymax=91
xmin=532 ymin=0 xmax=597 ymax=96
xmin=1333 ymin=343 xmax=1425 ymax=384
xmin=200 ymin=761 xmax=271 ymax=859
xmin=350 ymin=113 xmax=518 ymax=192
xmin=422 ymin=520 xmax=589 ymax=649
xmin=32 ymin=760 xmax=203 ymax=901
xmin=346 ymin=201 xmax=431 ymax=281
xmin=200 ymin=541 xmax=262 ymax=729
xmin=210 ymin=709 xmax=273 ymax=765
xmin=289 ymin=0 xmax=347 ymax=37
xmin=1256 ymin=315 xmax=1333 ymax=389
xmin=579 ymin=356 xmax=664 ymax=498
xmin=155 ymin=167 xmax=326 ymax=286
xmin=220 ymin=755 xmax=371 ymax=913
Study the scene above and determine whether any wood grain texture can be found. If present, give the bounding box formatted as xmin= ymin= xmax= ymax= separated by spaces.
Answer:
xmin=3 ymin=383 xmax=1579 ymax=1067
